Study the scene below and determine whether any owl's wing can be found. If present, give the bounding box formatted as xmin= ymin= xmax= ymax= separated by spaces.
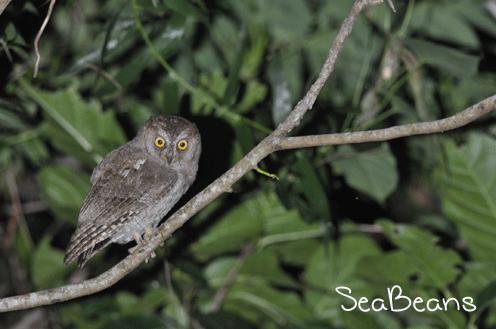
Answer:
xmin=64 ymin=153 xmax=178 ymax=268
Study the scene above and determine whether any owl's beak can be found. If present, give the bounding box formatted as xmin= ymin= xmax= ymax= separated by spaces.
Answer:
xmin=165 ymin=151 xmax=174 ymax=165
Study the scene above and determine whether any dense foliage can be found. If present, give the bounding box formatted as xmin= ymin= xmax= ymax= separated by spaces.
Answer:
xmin=1 ymin=0 xmax=496 ymax=328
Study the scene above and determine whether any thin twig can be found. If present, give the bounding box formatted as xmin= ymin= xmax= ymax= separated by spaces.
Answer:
xmin=210 ymin=244 xmax=254 ymax=312
xmin=315 ymin=148 xmax=382 ymax=167
xmin=4 ymin=170 xmax=23 ymax=251
xmin=0 ymin=38 xmax=13 ymax=62
xmin=164 ymin=260 xmax=182 ymax=313
xmin=77 ymin=61 xmax=122 ymax=90
xmin=387 ymin=0 xmax=396 ymax=12
xmin=34 ymin=0 xmax=57 ymax=78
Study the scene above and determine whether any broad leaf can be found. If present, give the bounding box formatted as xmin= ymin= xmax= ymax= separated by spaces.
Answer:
xmin=225 ymin=282 xmax=311 ymax=326
xmin=377 ymin=219 xmax=462 ymax=288
xmin=305 ymin=228 xmax=381 ymax=321
xmin=21 ymin=81 xmax=126 ymax=167
xmin=32 ymin=237 xmax=73 ymax=289
xmin=405 ymin=39 xmax=480 ymax=79
xmin=332 ymin=143 xmax=398 ymax=204
xmin=434 ymin=134 xmax=496 ymax=262
xmin=39 ymin=165 xmax=91 ymax=224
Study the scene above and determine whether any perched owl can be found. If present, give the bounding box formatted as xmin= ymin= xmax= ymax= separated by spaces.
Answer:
xmin=64 ymin=116 xmax=201 ymax=268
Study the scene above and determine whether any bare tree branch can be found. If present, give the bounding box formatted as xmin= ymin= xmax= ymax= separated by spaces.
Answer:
xmin=0 ymin=0 xmax=12 ymax=16
xmin=1 ymin=0 xmax=495 ymax=312
xmin=278 ymin=95 xmax=496 ymax=150
xmin=34 ymin=0 xmax=57 ymax=78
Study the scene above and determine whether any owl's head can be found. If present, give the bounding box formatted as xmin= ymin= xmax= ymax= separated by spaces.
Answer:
xmin=137 ymin=116 xmax=201 ymax=181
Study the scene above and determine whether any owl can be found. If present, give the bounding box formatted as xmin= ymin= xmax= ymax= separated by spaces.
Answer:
xmin=64 ymin=116 xmax=201 ymax=268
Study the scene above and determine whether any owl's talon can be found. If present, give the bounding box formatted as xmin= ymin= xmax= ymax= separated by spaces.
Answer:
xmin=130 ymin=231 xmax=157 ymax=263
xmin=144 ymin=250 xmax=156 ymax=264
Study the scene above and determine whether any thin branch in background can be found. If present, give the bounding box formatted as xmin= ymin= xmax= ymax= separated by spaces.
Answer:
xmin=314 ymin=148 xmax=382 ymax=167
xmin=4 ymin=169 xmax=32 ymax=296
xmin=387 ymin=0 xmax=396 ymax=12
xmin=3 ymin=170 xmax=23 ymax=251
xmin=33 ymin=0 xmax=57 ymax=78
xmin=0 ymin=38 xmax=13 ymax=62
xmin=401 ymin=48 xmax=428 ymax=121
xmin=2 ymin=168 xmax=32 ymax=252
xmin=77 ymin=61 xmax=123 ymax=90
xmin=164 ymin=260 xmax=182 ymax=313
xmin=4 ymin=201 xmax=47 ymax=217
xmin=211 ymin=244 xmax=254 ymax=312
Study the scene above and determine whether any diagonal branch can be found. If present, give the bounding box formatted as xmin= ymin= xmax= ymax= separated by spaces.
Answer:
xmin=1 ymin=0 xmax=494 ymax=313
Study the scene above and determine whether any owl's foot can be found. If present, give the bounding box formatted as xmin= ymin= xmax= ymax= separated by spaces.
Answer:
xmin=129 ymin=229 xmax=156 ymax=262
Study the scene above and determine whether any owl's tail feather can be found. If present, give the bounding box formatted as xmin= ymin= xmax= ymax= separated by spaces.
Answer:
xmin=63 ymin=238 xmax=112 ymax=268
xmin=78 ymin=238 xmax=112 ymax=268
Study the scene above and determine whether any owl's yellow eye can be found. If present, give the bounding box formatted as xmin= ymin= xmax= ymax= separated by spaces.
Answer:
xmin=155 ymin=137 xmax=165 ymax=148
xmin=178 ymin=140 xmax=188 ymax=150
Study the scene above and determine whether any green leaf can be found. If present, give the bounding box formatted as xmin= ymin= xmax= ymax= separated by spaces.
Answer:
xmin=458 ymin=262 xmax=496 ymax=298
xmin=98 ymin=15 xmax=186 ymax=95
xmin=31 ymin=237 xmax=73 ymax=289
xmin=305 ymin=229 xmax=381 ymax=321
xmin=260 ymin=196 xmax=323 ymax=265
xmin=449 ymin=76 xmax=496 ymax=111
xmin=341 ymin=311 xmax=382 ymax=329
xmin=455 ymin=1 xmax=496 ymax=40
xmin=261 ymin=191 xmax=322 ymax=236
xmin=356 ymin=250 xmax=423 ymax=287
xmin=159 ymin=80 xmax=180 ymax=115
xmin=267 ymin=239 xmax=320 ymax=267
xmin=225 ymin=282 xmax=311 ymax=325
xmin=476 ymin=281 xmax=496 ymax=314
xmin=20 ymin=81 xmax=126 ymax=167
xmin=116 ymin=288 xmax=170 ymax=314
xmin=98 ymin=314 xmax=167 ymax=329
xmin=197 ymin=312 xmax=255 ymax=329
xmin=0 ymin=108 xmax=25 ymax=130
xmin=235 ymin=80 xmax=267 ymax=114
xmin=239 ymin=250 xmax=298 ymax=288
xmin=257 ymin=0 xmax=311 ymax=42
xmin=268 ymin=50 xmax=292 ymax=126
xmin=191 ymin=190 xmax=319 ymax=262
xmin=38 ymin=165 xmax=91 ymax=225
xmin=332 ymin=143 xmax=398 ymax=204
xmin=434 ymin=134 xmax=496 ymax=262
xmin=204 ymin=250 xmax=298 ymax=291
xmin=14 ymin=135 xmax=50 ymax=167
xmin=161 ymin=0 xmax=208 ymax=24
xmin=377 ymin=219 xmax=462 ymax=288
xmin=189 ymin=192 xmax=265 ymax=260
xmin=410 ymin=3 xmax=480 ymax=48
xmin=191 ymin=69 xmax=227 ymax=115
xmin=295 ymin=152 xmax=331 ymax=219
xmin=405 ymin=38 xmax=480 ymax=79
xmin=204 ymin=257 xmax=237 ymax=287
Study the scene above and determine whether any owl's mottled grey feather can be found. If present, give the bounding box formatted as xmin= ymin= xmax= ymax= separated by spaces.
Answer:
xmin=64 ymin=116 xmax=201 ymax=268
